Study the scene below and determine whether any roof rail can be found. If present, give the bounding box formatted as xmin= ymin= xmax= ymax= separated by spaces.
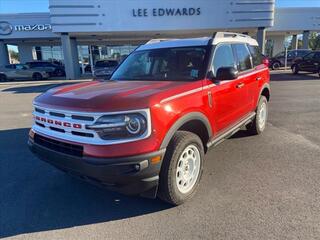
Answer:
xmin=213 ymin=32 xmax=251 ymax=39
xmin=212 ymin=31 xmax=258 ymax=46
xmin=145 ymin=38 xmax=178 ymax=44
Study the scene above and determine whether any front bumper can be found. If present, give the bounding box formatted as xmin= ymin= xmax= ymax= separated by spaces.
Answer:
xmin=28 ymin=135 xmax=165 ymax=198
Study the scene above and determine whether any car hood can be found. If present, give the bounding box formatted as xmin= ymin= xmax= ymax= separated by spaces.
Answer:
xmin=34 ymin=80 xmax=199 ymax=112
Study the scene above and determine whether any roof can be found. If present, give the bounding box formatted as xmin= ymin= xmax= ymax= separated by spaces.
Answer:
xmin=212 ymin=32 xmax=258 ymax=46
xmin=137 ymin=37 xmax=212 ymax=51
xmin=137 ymin=32 xmax=258 ymax=51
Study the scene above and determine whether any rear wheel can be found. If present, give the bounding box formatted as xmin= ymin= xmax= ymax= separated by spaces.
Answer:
xmin=158 ymin=131 xmax=204 ymax=205
xmin=0 ymin=74 xmax=7 ymax=82
xmin=292 ymin=64 xmax=299 ymax=74
xmin=247 ymin=96 xmax=268 ymax=135
xmin=32 ymin=72 xmax=43 ymax=81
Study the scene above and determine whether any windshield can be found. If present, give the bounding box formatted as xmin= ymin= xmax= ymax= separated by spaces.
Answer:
xmin=111 ymin=46 xmax=208 ymax=81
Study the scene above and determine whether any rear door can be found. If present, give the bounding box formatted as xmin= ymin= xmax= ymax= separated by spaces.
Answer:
xmin=208 ymin=43 xmax=249 ymax=132
xmin=247 ymin=44 xmax=267 ymax=109
xmin=232 ymin=43 xmax=255 ymax=115
xmin=299 ymin=52 xmax=316 ymax=71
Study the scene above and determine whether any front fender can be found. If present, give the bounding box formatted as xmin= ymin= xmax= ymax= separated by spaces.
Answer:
xmin=160 ymin=112 xmax=212 ymax=149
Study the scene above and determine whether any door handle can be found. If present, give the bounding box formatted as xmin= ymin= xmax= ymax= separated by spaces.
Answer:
xmin=236 ymin=82 xmax=245 ymax=89
xmin=256 ymin=76 xmax=262 ymax=81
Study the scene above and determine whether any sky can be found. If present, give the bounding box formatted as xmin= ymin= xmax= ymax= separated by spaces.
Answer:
xmin=0 ymin=0 xmax=320 ymax=14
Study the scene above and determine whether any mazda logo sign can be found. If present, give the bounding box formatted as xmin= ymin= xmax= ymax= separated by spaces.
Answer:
xmin=0 ymin=21 xmax=13 ymax=35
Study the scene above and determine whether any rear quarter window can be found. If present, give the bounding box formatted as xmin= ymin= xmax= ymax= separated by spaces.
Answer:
xmin=247 ymin=45 xmax=263 ymax=67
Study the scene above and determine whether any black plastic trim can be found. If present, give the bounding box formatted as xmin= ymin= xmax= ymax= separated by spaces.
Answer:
xmin=160 ymin=112 xmax=212 ymax=149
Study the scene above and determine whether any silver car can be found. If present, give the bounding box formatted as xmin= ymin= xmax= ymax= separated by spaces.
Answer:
xmin=93 ymin=60 xmax=119 ymax=79
xmin=0 ymin=64 xmax=49 ymax=81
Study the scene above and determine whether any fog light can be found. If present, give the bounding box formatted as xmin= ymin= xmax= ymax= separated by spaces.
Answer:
xmin=134 ymin=164 xmax=140 ymax=171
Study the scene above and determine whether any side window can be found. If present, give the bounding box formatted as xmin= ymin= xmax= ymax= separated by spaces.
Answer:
xmin=16 ymin=65 xmax=24 ymax=70
xmin=314 ymin=52 xmax=320 ymax=60
xmin=248 ymin=45 xmax=262 ymax=67
xmin=304 ymin=52 xmax=315 ymax=60
xmin=287 ymin=51 xmax=294 ymax=58
xmin=5 ymin=65 xmax=14 ymax=69
xmin=298 ymin=51 xmax=309 ymax=57
xmin=212 ymin=44 xmax=235 ymax=76
xmin=233 ymin=44 xmax=252 ymax=71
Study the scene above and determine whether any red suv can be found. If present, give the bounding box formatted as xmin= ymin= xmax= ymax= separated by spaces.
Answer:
xmin=29 ymin=32 xmax=270 ymax=205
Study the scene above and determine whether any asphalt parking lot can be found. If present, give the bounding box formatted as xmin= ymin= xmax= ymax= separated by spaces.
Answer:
xmin=1 ymin=71 xmax=320 ymax=240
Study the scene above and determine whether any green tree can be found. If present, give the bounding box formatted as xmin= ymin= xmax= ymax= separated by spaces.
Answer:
xmin=9 ymin=50 xmax=19 ymax=62
xmin=308 ymin=32 xmax=320 ymax=50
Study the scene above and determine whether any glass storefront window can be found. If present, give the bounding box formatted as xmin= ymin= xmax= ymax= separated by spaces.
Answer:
xmin=33 ymin=46 xmax=63 ymax=63
xmin=91 ymin=45 xmax=137 ymax=63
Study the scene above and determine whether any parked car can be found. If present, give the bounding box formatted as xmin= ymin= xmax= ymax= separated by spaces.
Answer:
xmin=26 ymin=61 xmax=66 ymax=77
xmin=291 ymin=51 xmax=320 ymax=77
xmin=269 ymin=49 xmax=312 ymax=70
xmin=29 ymin=32 xmax=270 ymax=205
xmin=93 ymin=60 xmax=119 ymax=79
xmin=84 ymin=64 xmax=92 ymax=73
xmin=0 ymin=64 xmax=49 ymax=81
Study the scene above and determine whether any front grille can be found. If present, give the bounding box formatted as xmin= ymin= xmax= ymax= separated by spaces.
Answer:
xmin=49 ymin=111 xmax=65 ymax=118
xmin=33 ymin=106 xmax=98 ymax=141
xmin=72 ymin=115 xmax=94 ymax=121
xmin=34 ymin=134 xmax=83 ymax=157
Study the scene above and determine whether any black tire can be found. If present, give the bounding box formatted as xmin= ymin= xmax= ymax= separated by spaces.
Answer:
xmin=158 ymin=131 xmax=204 ymax=205
xmin=32 ymin=72 xmax=43 ymax=81
xmin=0 ymin=74 xmax=7 ymax=82
xmin=292 ymin=64 xmax=299 ymax=74
xmin=247 ymin=96 xmax=268 ymax=135
xmin=271 ymin=61 xmax=281 ymax=70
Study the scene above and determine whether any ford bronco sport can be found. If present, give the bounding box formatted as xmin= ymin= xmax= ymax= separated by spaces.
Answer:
xmin=29 ymin=32 xmax=270 ymax=205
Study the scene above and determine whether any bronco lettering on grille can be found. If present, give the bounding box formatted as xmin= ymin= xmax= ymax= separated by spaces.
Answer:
xmin=35 ymin=116 xmax=82 ymax=129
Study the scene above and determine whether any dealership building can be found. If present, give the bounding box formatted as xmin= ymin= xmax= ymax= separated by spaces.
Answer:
xmin=0 ymin=0 xmax=319 ymax=79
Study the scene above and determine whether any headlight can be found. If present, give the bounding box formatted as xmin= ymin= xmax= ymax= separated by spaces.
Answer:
xmin=86 ymin=112 xmax=148 ymax=140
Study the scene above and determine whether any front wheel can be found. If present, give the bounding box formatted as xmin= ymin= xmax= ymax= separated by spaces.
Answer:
xmin=0 ymin=74 xmax=7 ymax=82
xmin=247 ymin=96 xmax=268 ymax=135
xmin=158 ymin=131 xmax=204 ymax=205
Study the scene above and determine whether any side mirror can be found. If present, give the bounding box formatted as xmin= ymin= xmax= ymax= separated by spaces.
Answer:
xmin=216 ymin=67 xmax=238 ymax=80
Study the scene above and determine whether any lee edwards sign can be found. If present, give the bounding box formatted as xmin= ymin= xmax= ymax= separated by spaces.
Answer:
xmin=0 ymin=21 xmax=52 ymax=35
xmin=132 ymin=7 xmax=201 ymax=17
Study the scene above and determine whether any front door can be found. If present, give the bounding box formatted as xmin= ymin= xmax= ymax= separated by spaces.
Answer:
xmin=207 ymin=43 xmax=249 ymax=133
xmin=14 ymin=64 xmax=30 ymax=79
